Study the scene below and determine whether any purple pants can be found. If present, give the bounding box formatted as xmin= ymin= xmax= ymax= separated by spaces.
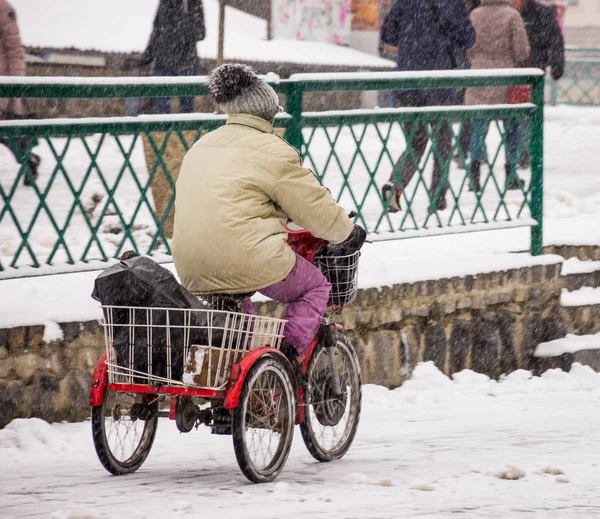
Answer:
xmin=243 ymin=254 xmax=331 ymax=355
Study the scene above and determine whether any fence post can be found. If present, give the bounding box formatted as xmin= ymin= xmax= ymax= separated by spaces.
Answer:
xmin=530 ymin=75 xmax=545 ymax=256
xmin=286 ymin=82 xmax=304 ymax=153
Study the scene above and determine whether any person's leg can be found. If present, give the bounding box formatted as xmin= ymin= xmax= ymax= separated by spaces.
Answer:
xmin=395 ymin=120 xmax=427 ymax=189
xmin=518 ymin=117 xmax=530 ymax=168
xmin=429 ymin=118 xmax=453 ymax=211
xmin=259 ymin=254 xmax=331 ymax=356
xmin=470 ymin=119 xmax=489 ymax=164
xmin=504 ymin=118 xmax=525 ymax=190
xmin=504 ymin=117 xmax=519 ymax=168
xmin=178 ymin=66 xmax=200 ymax=113
xmin=468 ymin=119 xmax=489 ymax=193
xmin=458 ymin=118 xmax=472 ymax=163
xmin=152 ymin=64 xmax=172 ymax=114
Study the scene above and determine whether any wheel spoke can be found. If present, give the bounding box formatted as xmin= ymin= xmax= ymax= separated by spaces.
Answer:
xmin=103 ymin=392 xmax=148 ymax=463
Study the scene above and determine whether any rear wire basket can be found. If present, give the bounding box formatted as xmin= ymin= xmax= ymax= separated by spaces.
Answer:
xmin=101 ymin=305 xmax=286 ymax=390
xmin=314 ymin=251 xmax=360 ymax=306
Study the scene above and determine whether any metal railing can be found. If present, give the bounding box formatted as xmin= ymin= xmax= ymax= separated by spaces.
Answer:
xmin=0 ymin=70 xmax=545 ymax=277
xmin=549 ymin=46 xmax=600 ymax=106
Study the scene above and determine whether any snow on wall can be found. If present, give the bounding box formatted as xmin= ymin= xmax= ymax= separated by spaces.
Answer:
xmin=561 ymin=286 xmax=600 ymax=307
xmin=535 ymin=333 xmax=600 ymax=357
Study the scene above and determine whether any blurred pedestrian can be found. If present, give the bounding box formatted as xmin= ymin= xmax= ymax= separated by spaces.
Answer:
xmin=466 ymin=0 xmax=529 ymax=192
xmin=0 ymin=0 xmax=40 ymax=187
xmin=140 ymin=0 xmax=206 ymax=114
xmin=516 ymin=0 xmax=565 ymax=168
xmin=380 ymin=0 xmax=475 ymax=214
xmin=521 ymin=0 xmax=564 ymax=81
xmin=455 ymin=0 xmax=483 ymax=169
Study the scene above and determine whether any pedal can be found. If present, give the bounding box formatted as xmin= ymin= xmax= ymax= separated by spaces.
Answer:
xmin=210 ymin=404 xmax=232 ymax=435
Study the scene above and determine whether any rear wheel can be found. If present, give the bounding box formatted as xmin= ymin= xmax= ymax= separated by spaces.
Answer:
xmin=232 ymin=356 xmax=296 ymax=483
xmin=300 ymin=333 xmax=362 ymax=462
xmin=91 ymin=390 xmax=158 ymax=475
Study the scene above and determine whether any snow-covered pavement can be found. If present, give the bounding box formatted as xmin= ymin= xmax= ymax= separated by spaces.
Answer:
xmin=2 ymin=362 xmax=600 ymax=519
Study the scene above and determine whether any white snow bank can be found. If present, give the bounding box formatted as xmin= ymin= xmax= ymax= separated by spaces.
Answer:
xmin=358 ymin=251 xmax=561 ymax=288
xmin=392 ymin=361 xmax=600 ymax=404
xmin=50 ymin=507 xmax=99 ymax=519
xmin=43 ymin=320 xmax=64 ymax=343
xmin=344 ymin=472 xmax=393 ymax=487
xmin=561 ymin=286 xmax=600 ymax=307
xmin=0 ymin=418 xmax=69 ymax=456
xmin=535 ymin=333 xmax=600 ymax=357
xmin=13 ymin=0 xmax=394 ymax=69
xmin=561 ymin=258 xmax=600 ymax=276
xmin=495 ymin=465 xmax=526 ymax=480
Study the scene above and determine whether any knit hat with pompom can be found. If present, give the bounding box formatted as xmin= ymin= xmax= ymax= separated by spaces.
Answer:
xmin=207 ymin=64 xmax=281 ymax=121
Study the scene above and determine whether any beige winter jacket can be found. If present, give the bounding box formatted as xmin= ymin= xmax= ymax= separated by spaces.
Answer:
xmin=0 ymin=0 xmax=25 ymax=114
xmin=466 ymin=0 xmax=530 ymax=106
xmin=172 ymin=114 xmax=354 ymax=295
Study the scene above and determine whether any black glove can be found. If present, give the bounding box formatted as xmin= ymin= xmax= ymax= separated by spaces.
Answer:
xmin=320 ymin=225 xmax=366 ymax=257
xmin=343 ymin=224 xmax=367 ymax=251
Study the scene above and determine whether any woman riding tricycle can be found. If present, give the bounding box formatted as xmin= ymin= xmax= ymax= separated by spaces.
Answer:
xmin=90 ymin=64 xmax=366 ymax=483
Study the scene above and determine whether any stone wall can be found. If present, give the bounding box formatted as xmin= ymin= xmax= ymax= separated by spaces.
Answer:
xmin=0 ymin=259 xmax=569 ymax=428
xmin=0 ymin=321 xmax=103 ymax=428
xmin=256 ymin=261 xmax=566 ymax=388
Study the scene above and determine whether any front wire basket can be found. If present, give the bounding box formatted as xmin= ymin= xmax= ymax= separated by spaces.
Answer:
xmin=101 ymin=305 xmax=286 ymax=390
xmin=314 ymin=250 xmax=360 ymax=306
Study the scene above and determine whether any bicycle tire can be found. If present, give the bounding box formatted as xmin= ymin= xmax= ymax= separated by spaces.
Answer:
xmin=91 ymin=389 xmax=158 ymax=475
xmin=300 ymin=332 xmax=362 ymax=462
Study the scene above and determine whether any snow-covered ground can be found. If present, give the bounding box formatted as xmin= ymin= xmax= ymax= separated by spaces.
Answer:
xmin=2 ymin=362 xmax=600 ymax=519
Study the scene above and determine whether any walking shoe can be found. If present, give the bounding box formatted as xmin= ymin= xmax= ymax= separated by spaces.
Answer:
xmin=469 ymin=161 xmax=482 ymax=193
xmin=453 ymin=153 xmax=466 ymax=170
xmin=381 ymin=182 xmax=402 ymax=213
xmin=505 ymin=165 xmax=525 ymax=191
xmin=427 ymin=196 xmax=447 ymax=216
xmin=23 ymin=154 xmax=40 ymax=187
xmin=518 ymin=151 xmax=530 ymax=170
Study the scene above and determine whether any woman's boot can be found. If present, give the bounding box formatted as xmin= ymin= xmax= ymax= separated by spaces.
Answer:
xmin=469 ymin=160 xmax=482 ymax=193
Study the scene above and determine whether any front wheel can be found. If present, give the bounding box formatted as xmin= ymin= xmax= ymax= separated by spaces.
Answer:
xmin=300 ymin=333 xmax=362 ymax=462
xmin=91 ymin=390 xmax=159 ymax=475
xmin=232 ymin=356 xmax=296 ymax=483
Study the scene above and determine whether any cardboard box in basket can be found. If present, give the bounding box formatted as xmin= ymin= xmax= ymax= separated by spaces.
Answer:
xmin=183 ymin=344 xmax=243 ymax=388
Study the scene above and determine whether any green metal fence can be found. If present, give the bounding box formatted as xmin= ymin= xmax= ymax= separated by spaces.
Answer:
xmin=0 ymin=70 xmax=544 ymax=277
xmin=549 ymin=47 xmax=600 ymax=106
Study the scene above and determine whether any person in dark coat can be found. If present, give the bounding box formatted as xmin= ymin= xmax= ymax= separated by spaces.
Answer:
xmin=380 ymin=0 xmax=476 ymax=214
xmin=140 ymin=0 xmax=206 ymax=114
xmin=520 ymin=0 xmax=564 ymax=80
xmin=516 ymin=0 xmax=565 ymax=168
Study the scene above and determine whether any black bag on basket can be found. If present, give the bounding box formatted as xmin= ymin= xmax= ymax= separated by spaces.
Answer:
xmin=92 ymin=255 xmax=225 ymax=382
